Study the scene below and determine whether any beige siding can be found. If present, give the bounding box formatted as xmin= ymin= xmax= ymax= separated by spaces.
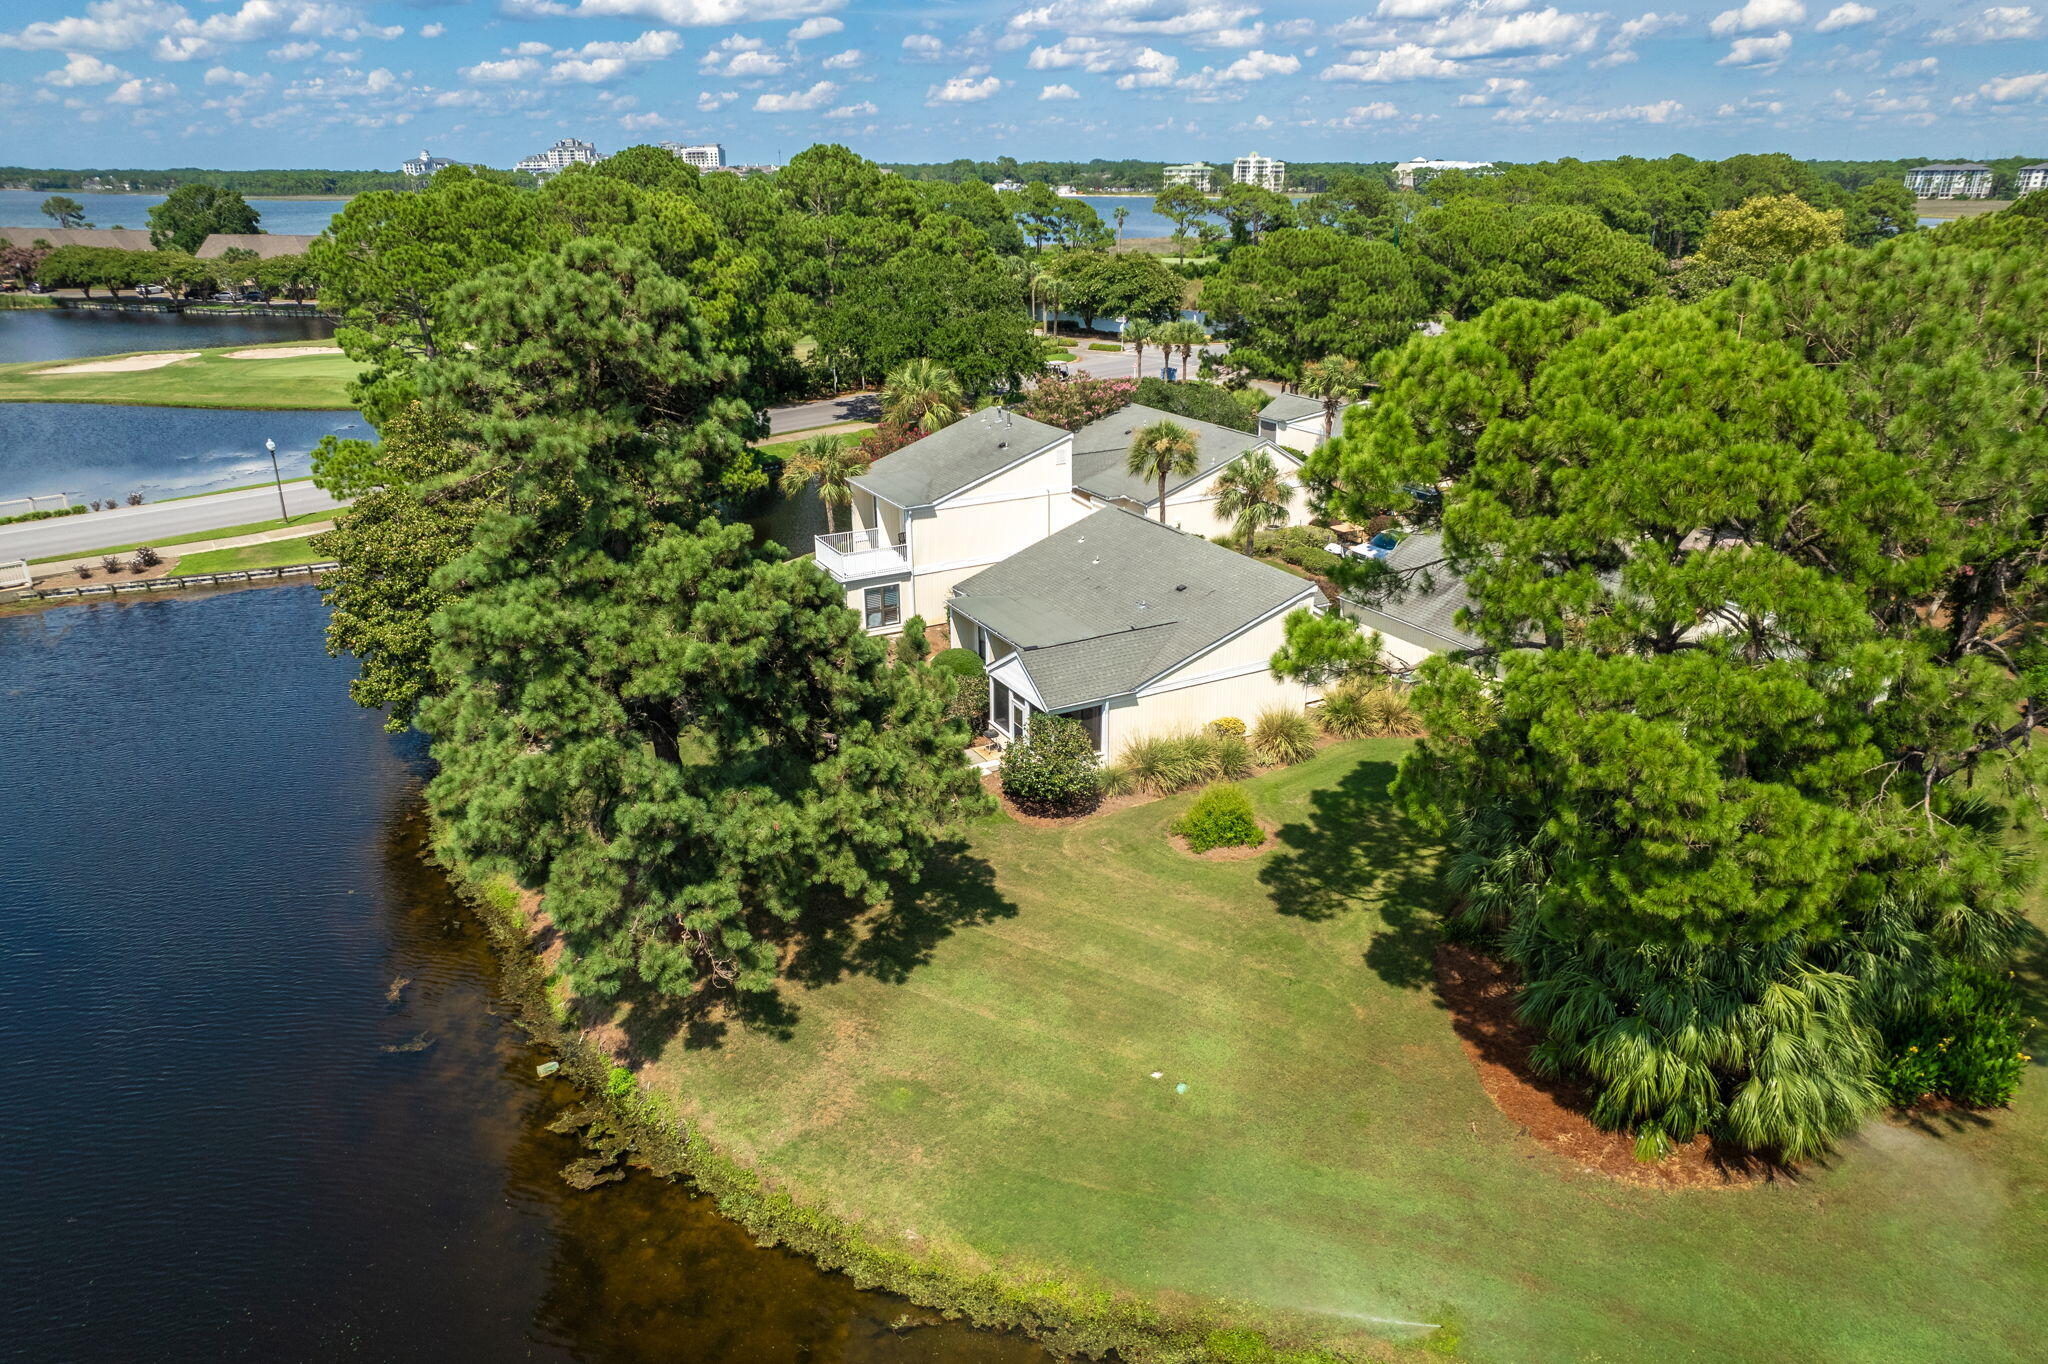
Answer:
xmin=1103 ymin=599 xmax=1318 ymax=750
xmin=1162 ymin=456 xmax=1312 ymax=541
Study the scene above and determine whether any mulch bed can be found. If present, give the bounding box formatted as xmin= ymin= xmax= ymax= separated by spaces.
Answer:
xmin=31 ymin=558 xmax=180 ymax=591
xmin=1433 ymin=943 xmax=1783 ymax=1190
xmin=981 ymin=773 xmax=1157 ymax=828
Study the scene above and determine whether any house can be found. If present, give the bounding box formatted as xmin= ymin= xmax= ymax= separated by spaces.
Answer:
xmin=1068 ymin=406 xmax=1309 ymax=538
xmin=813 ymin=405 xmax=1314 ymax=636
xmin=814 ymin=408 xmax=1089 ymax=635
xmin=0 ymin=227 xmax=153 ymax=250
xmin=1163 ymin=162 xmax=1215 ymax=191
xmin=2018 ymin=163 xmax=2048 ymax=196
xmin=1335 ymin=531 xmax=1482 ymax=670
xmin=948 ymin=507 xmax=1321 ymax=755
xmin=196 ymin=234 xmax=319 ymax=259
xmin=1903 ymin=163 xmax=1993 ymax=199
xmin=1233 ymin=153 xmax=1286 ymax=191
xmin=1256 ymin=393 xmax=1364 ymax=452
xmin=402 ymin=149 xmax=460 ymax=177
xmin=1393 ymin=159 xmax=1495 ymax=189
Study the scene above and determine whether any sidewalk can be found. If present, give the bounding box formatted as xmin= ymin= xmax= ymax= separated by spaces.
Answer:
xmin=28 ymin=521 xmax=332 ymax=582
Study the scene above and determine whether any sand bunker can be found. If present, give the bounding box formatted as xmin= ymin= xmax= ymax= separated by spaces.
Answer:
xmin=38 ymin=351 xmax=199 ymax=375
xmin=221 ymin=346 xmax=344 ymax=360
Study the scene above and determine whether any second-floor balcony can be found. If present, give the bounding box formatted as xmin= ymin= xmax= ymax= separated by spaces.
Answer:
xmin=813 ymin=527 xmax=910 ymax=581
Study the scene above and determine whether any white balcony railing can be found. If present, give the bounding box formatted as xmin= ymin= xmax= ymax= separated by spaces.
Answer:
xmin=813 ymin=527 xmax=910 ymax=581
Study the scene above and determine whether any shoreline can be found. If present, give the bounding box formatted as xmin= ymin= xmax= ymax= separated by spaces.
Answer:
xmin=446 ymin=860 xmax=1360 ymax=1364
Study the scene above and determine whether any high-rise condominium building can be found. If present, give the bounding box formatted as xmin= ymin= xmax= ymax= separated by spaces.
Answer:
xmin=513 ymin=138 xmax=602 ymax=178
xmin=659 ymin=142 xmax=726 ymax=171
xmin=1163 ymin=162 xmax=1214 ymax=191
xmin=1231 ymin=153 xmax=1285 ymax=191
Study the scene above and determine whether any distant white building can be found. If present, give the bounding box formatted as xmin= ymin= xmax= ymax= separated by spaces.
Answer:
xmin=1393 ymin=158 xmax=1495 ymax=189
xmin=1903 ymin=162 xmax=1993 ymax=199
xmin=2016 ymin=163 xmax=2048 ymax=196
xmin=659 ymin=141 xmax=725 ymax=171
xmin=990 ymin=178 xmax=1026 ymax=192
xmin=1163 ymin=161 xmax=1214 ymax=191
xmin=1232 ymin=153 xmax=1285 ymax=191
xmin=514 ymin=138 xmax=602 ymax=179
xmin=402 ymin=149 xmax=460 ymax=178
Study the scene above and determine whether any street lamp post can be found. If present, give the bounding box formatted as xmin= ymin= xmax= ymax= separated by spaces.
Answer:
xmin=266 ymin=438 xmax=289 ymax=523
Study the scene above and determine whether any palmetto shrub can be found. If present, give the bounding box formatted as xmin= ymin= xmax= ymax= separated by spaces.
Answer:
xmin=1119 ymin=730 xmax=1218 ymax=795
xmin=1250 ymin=706 xmax=1316 ymax=765
xmin=1173 ymin=783 xmax=1264 ymax=852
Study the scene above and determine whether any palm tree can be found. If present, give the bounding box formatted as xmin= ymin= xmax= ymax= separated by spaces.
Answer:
xmin=1126 ymin=419 xmax=1201 ymax=523
xmin=881 ymin=358 xmax=966 ymax=434
xmin=1041 ymin=274 xmax=1064 ymax=338
xmin=1157 ymin=320 xmax=1204 ymax=382
xmin=1124 ymin=318 xmax=1157 ymax=380
xmin=1113 ymin=204 xmax=1129 ymax=247
xmin=1299 ymin=355 xmax=1368 ymax=442
xmin=779 ymin=434 xmax=865 ymax=536
xmin=1213 ymin=449 xmax=1290 ymax=551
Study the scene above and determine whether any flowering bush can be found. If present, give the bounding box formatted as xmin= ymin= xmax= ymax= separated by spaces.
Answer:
xmin=1879 ymin=964 xmax=2033 ymax=1108
xmin=1021 ymin=376 xmax=1134 ymax=431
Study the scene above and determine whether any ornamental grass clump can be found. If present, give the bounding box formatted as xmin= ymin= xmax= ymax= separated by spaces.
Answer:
xmin=1250 ymin=706 xmax=1316 ymax=765
xmin=1319 ymin=682 xmax=1422 ymax=738
xmin=999 ymin=714 xmax=1102 ymax=812
xmin=1173 ymin=783 xmax=1264 ymax=853
xmin=1118 ymin=729 xmax=1218 ymax=794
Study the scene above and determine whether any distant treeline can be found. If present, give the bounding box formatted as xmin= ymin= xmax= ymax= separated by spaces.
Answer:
xmin=880 ymin=155 xmax=2044 ymax=197
xmin=0 ymin=168 xmax=412 ymax=196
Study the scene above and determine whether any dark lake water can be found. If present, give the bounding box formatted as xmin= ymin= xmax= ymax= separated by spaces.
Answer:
xmin=0 ymin=404 xmax=364 ymax=503
xmin=0 ymin=189 xmax=347 ymax=236
xmin=0 ymin=308 xmax=337 ymax=365
xmin=0 ymin=583 xmax=1046 ymax=1363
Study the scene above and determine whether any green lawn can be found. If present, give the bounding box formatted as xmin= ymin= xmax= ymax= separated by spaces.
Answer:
xmin=0 ymin=339 xmax=359 ymax=409
xmin=171 ymin=536 xmax=329 ymax=575
xmin=621 ymin=740 xmax=2048 ymax=1363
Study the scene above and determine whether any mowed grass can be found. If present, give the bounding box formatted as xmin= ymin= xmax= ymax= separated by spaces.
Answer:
xmin=0 ymin=339 xmax=360 ymax=409
xmin=28 ymin=512 xmax=334 ymax=563
xmin=628 ymin=740 xmax=2048 ymax=1363
xmin=171 ymin=536 xmax=329 ymax=574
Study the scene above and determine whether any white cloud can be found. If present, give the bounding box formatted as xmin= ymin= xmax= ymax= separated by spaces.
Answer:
xmin=462 ymin=56 xmax=539 ymax=82
xmin=1375 ymin=0 xmax=1463 ymax=16
xmin=1889 ymin=55 xmax=1937 ymax=75
xmin=1040 ymin=81 xmax=1079 ymax=98
xmin=928 ymin=67 xmax=1003 ymax=101
xmin=1006 ymin=0 xmax=1263 ymax=39
xmin=1028 ymin=36 xmax=1122 ymax=71
xmin=0 ymin=0 xmax=174 ymax=53
xmin=699 ymin=33 xmax=783 ymax=75
xmin=1709 ymin=0 xmax=1804 ymax=35
xmin=825 ymin=98 xmax=875 ymax=116
xmin=268 ymin=39 xmax=320 ymax=60
xmin=1218 ymin=48 xmax=1299 ymax=79
xmin=1114 ymin=46 xmax=1179 ymax=87
xmin=1813 ymin=3 xmax=1874 ymax=31
xmin=40 ymin=52 xmax=131 ymax=85
xmin=901 ymin=33 xmax=944 ymax=58
xmin=568 ymin=0 xmax=848 ymax=23
xmin=1457 ymin=75 xmax=1532 ymax=104
xmin=420 ymin=22 xmax=444 ymax=38
xmin=1321 ymin=43 xmax=1467 ymax=81
xmin=696 ymin=87 xmax=735 ymax=108
xmin=1498 ymin=95 xmax=1685 ymax=122
xmin=821 ymin=47 xmax=861 ymax=67
xmin=619 ymin=110 xmax=664 ymax=128
xmin=1718 ymin=30 xmax=1793 ymax=65
xmin=510 ymin=41 xmax=552 ymax=56
xmin=201 ymin=63 xmax=264 ymax=85
xmin=789 ymin=15 xmax=842 ymax=40
xmin=1931 ymin=6 xmax=2040 ymax=43
xmin=1979 ymin=68 xmax=2048 ymax=99
xmin=753 ymin=78 xmax=836 ymax=110
xmin=1424 ymin=5 xmax=1604 ymax=57
xmin=106 ymin=74 xmax=176 ymax=103
xmin=1333 ymin=100 xmax=1404 ymax=123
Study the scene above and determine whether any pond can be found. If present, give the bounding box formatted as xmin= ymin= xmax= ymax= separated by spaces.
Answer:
xmin=0 ymin=307 xmax=337 ymax=366
xmin=0 ymin=404 xmax=363 ymax=504
xmin=0 ymin=583 xmax=1047 ymax=1363
xmin=0 ymin=189 xmax=348 ymax=237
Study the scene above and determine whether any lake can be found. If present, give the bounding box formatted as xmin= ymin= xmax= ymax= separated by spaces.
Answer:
xmin=0 ymin=583 xmax=1047 ymax=1363
xmin=0 ymin=188 xmax=348 ymax=236
xmin=0 ymin=404 xmax=362 ymax=503
xmin=0 ymin=307 xmax=336 ymax=365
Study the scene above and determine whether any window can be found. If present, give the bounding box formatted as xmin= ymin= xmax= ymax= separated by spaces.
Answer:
xmin=863 ymin=584 xmax=901 ymax=631
xmin=1055 ymin=705 xmax=1104 ymax=754
xmin=991 ymin=678 xmax=1014 ymax=734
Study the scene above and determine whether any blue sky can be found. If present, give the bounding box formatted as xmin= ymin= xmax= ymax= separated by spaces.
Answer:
xmin=0 ymin=1 xmax=2041 ymax=169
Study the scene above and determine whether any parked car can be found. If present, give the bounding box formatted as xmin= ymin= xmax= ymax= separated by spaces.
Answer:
xmin=239 ymin=289 xmax=268 ymax=303
xmin=211 ymin=291 xmax=238 ymax=302
xmin=1323 ymin=531 xmax=1402 ymax=562
xmin=136 ymin=284 xmax=166 ymax=297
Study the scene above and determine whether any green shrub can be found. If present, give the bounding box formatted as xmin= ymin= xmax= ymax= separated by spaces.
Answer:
xmin=1316 ymin=685 xmax=1372 ymax=738
xmin=1097 ymin=762 xmax=1137 ymax=797
xmin=1173 ymin=783 xmax=1264 ymax=852
xmin=931 ymin=647 xmax=985 ymax=680
xmin=1000 ymin=714 xmax=1102 ymax=811
xmin=893 ymin=614 xmax=931 ymax=665
xmin=947 ymin=673 xmax=988 ymax=734
xmin=1362 ymin=684 xmax=1421 ymax=737
xmin=1250 ymin=707 xmax=1316 ymax=765
xmin=1250 ymin=525 xmax=1344 ymax=577
xmin=1206 ymin=715 xmax=1246 ymax=739
xmin=1879 ymin=964 xmax=2033 ymax=1108
xmin=1087 ymin=341 xmax=1123 ymax=352
xmin=1132 ymin=376 xmax=1261 ymax=433
xmin=1119 ymin=730 xmax=1219 ymax=794
xmin=1210 ymin=735 xmax=1254 ymax=781
xmin=1201 ymin=1328 xmax=1275 ymax=1364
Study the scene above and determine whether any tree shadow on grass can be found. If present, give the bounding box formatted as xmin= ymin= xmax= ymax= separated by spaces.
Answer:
xmin=784 ymin=839 xmax=1017 ymax=989
xmin=1258 ymin=757 xmax=1450 ymax=991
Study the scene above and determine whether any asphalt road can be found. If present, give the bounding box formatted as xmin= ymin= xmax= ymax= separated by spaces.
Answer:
xmin=0 ymin=481 xmax=347 ymax=562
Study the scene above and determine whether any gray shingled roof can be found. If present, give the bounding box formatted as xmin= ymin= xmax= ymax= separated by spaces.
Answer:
xmin=1068 ymin=405 xmax=1275 ymax=506
xmin=197 ymin=233 xmax=319 ymax=259
xmin=1354 ymin=531 xmax=1483 ymax=651
xmin=1910 ymin=163 xmax=1991 ymax=172
xmin=0 ymin=227 xmax=154 ymax=250
xmin=2021 ymin=162 xmax=2048 ymax=172
xmin=1259 ymin=393 xmax=1323 ymax=424
xmin=950 ymin=506 xmax=1315 ymax=710
xmin=854 ymin=407 xmax=1068 ymax=509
